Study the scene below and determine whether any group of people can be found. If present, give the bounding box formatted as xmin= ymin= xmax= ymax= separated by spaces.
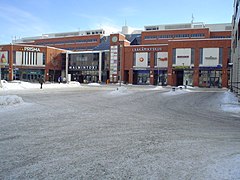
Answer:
xmin=38 ymin=76 xmax=67 ymax=89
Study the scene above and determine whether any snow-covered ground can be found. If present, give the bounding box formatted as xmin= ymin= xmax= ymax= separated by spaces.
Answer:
xmin=1 ymin=81 xmax=240 ymax=179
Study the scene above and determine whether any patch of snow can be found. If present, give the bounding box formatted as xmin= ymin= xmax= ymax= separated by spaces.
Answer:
xmin=0 ymin=81 xmax=81 ymax=91
xmin=87 ymin=83 xmax=101 ymax=86
xmin=0 ymin=95 xmax=24 ymax=106
xmin=151 ymin=86 xmax=164 ymax=90
xmin=221 ymin=91 xmax=240 ymax=113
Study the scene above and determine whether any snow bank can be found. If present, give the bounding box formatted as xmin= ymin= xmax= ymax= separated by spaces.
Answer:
xmin=0 ymin=95 xmax=24 ymax=106
xmin=0 ymin=80 xmax=81 ymax=90
xmin=87 ymin=83 xmax=101 ymax=86
xmin=221 ymin=91 xmax=240 ymax=113
xmin=151 ymin=86 xmax=164 ymax=90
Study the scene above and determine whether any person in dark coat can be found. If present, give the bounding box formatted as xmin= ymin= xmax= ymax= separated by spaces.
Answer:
xmin=39 ymin=76 xmax=44 ymax=89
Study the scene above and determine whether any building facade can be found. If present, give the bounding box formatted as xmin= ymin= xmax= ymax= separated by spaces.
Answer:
xmin=0 ymin=44 xmax=65 ymax=82
xmin=232 ymin=0 xmax=240 ymax=100
xmin=0 ymin=23 xmax=232 ymax=87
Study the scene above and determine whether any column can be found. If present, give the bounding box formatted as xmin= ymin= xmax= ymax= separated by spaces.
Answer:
xmin=99 ymin=51 xmax=102 ymax=82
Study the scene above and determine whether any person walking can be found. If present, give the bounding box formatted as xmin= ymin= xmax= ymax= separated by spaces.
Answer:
xmin=39 ymin=76 xmax=44 ymax=89
xmin=58 ymin=76 xmax=61 ymax=84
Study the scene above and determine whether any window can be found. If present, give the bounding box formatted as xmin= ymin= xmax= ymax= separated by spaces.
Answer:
xmin=13 ymin=51 xmax=16 ymax=64
xmin=154 ymin=52 xmax=158 ymax=66
xmin=219 ymin=48 xmax=223 ymax=64
xmin=144 ymin=36 xmax=157 ymax=40
xmin=43 ymin=53 xmax=46 ymax=65
xmin=199 ymin=48 xmax=203 ymax=64
xmin=133 ymin=53 xmax=136 ymax=66
xmin=148 ymin=52 xmax=151 ymax=66
xmin=191 ymin=48 xmax=195 ymax=64
xmin=172 ymin=49 xmax=176 ymax=64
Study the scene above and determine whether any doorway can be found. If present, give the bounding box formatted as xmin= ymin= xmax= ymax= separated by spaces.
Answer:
xmin=176 ymin=70 xmax=184 ymax=86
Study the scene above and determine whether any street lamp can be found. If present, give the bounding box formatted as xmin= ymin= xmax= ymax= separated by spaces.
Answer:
xmin=157 ymin=58 xmax=160 ymax=85
xmin=228 ymin=62 xmax=233 ymax=92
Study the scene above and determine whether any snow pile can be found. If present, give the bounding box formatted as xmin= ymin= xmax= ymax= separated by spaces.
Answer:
xmin=151 ymin=86 xmax=164 ymax=90
xmin=110 ymin=86 xmax=129 ymax=96
xmin=0 ymin=95 xmax=24 ymax=106
xmin=87 ymin=83 xmax=101 ymax=86
xmin=0 ymin=80 xmax=81 ymax=90
xmin=221 ymin=91 xmax=240 ymax=113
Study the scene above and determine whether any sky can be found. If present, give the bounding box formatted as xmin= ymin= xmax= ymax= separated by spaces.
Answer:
xmin=0 ymin=0 xmax=234 ymax=44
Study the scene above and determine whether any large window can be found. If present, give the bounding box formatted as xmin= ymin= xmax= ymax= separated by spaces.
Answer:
xmin=219 ymin=48 xmax=223 ymax=64
xmin=199 ymin=48 xmax=203 ymax=65
xmin=191 ymin=48 xmax=195 ymax=64
xmin=172 ymin=49 xmax=176 ymax=64
xmin=69 ymin=53 xmax=99 ymax=70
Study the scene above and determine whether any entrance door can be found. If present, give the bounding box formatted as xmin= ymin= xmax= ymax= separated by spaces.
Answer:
xmin=176 ymin=71 xmax=184 ymax=86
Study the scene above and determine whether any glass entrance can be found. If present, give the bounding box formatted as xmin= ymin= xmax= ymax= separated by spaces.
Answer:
xmin=136 ymin=71 xmax=150 ymax=85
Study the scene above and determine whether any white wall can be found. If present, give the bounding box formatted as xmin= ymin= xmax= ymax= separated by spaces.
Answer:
xmin=135 ymin=52 xmax=148 ymax=67
xmin=202 ymin=48 xmax=219 ymax=67
xmin=15 ymin=51 xmax=44 ymax=66
xmin=174 ymin=48 xmax=191 ymax=66
xmin=156 ymin=52 xmax=168 ymax=67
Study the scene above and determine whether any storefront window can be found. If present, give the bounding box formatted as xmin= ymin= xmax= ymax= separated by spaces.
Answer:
xmin=183 ymin=70 xmax=193 ymax=86
xmin=136 ymin=71 xmax=150 ymax=85
xmin=199 ymin=70 xmax=222 ymax=88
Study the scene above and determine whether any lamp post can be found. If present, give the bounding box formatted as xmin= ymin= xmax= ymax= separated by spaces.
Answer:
xmin=157 ymin=58 xmax=160 ymax=85
xmin=228 ymin=62 xmax=233 ymax=92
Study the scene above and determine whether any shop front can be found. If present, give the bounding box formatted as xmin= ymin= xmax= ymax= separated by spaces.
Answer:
xmin=173 ymin=68 xmax=194 ymax=86
xmin=154 ymin=69 xmax=167 ymax=85
xmin=14 ymin=68 xmax=45 ymax=82
xmin=199 ymin=67 xmax=222 ymax=88
xmin=133 ymin=70 xmax=150 ymax=85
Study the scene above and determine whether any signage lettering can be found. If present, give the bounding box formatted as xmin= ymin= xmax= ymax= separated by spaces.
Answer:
xmin=159 ymin=57 xmax=168 ymax=61
xmin=205 ymin=56 xmax=217 ymax=60
xmin=24 ymin=47 xmax=41 ymax=52
xmin=177 ymin=56 xmax=189 ymax=58
xmin=132 ymin=47 xmax=162 ymax=52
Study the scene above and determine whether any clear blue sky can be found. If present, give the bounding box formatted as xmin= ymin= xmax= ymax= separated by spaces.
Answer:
xmin=0 ymin=0 xmax=233 ymax=44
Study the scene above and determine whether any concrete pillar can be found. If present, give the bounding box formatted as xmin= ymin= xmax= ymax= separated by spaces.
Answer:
xmin=99 ymin=52 xmax=102 ymax=82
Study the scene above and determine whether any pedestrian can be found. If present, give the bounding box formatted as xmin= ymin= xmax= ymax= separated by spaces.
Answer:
xmin=39 ymin=76 xmax=44 ymax=89
xmin=58 ymin=76 xmax=61 ymax=84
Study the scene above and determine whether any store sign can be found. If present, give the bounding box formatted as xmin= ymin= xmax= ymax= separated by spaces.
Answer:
xmin=23 ymin=47 xmax=41 ymax=52
xmin=174 ymin=66 xmax=191 ymax=69
xmin=132 ymin=47 xmax=162 ymax=52
xmin=205 ymin=56 xmax=217 ymax=60
xmin=139 ymin=57 xmax=144 ymax=62
xmin=0 ymin=51 xmax=8 ymax=64
xmin=159 ymin=57 xmax=168 ymax=61
xmin=177 ymin=56 xmax=189 ymax=58
xmin=110 ymin=46 xmax=118 ymax=76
